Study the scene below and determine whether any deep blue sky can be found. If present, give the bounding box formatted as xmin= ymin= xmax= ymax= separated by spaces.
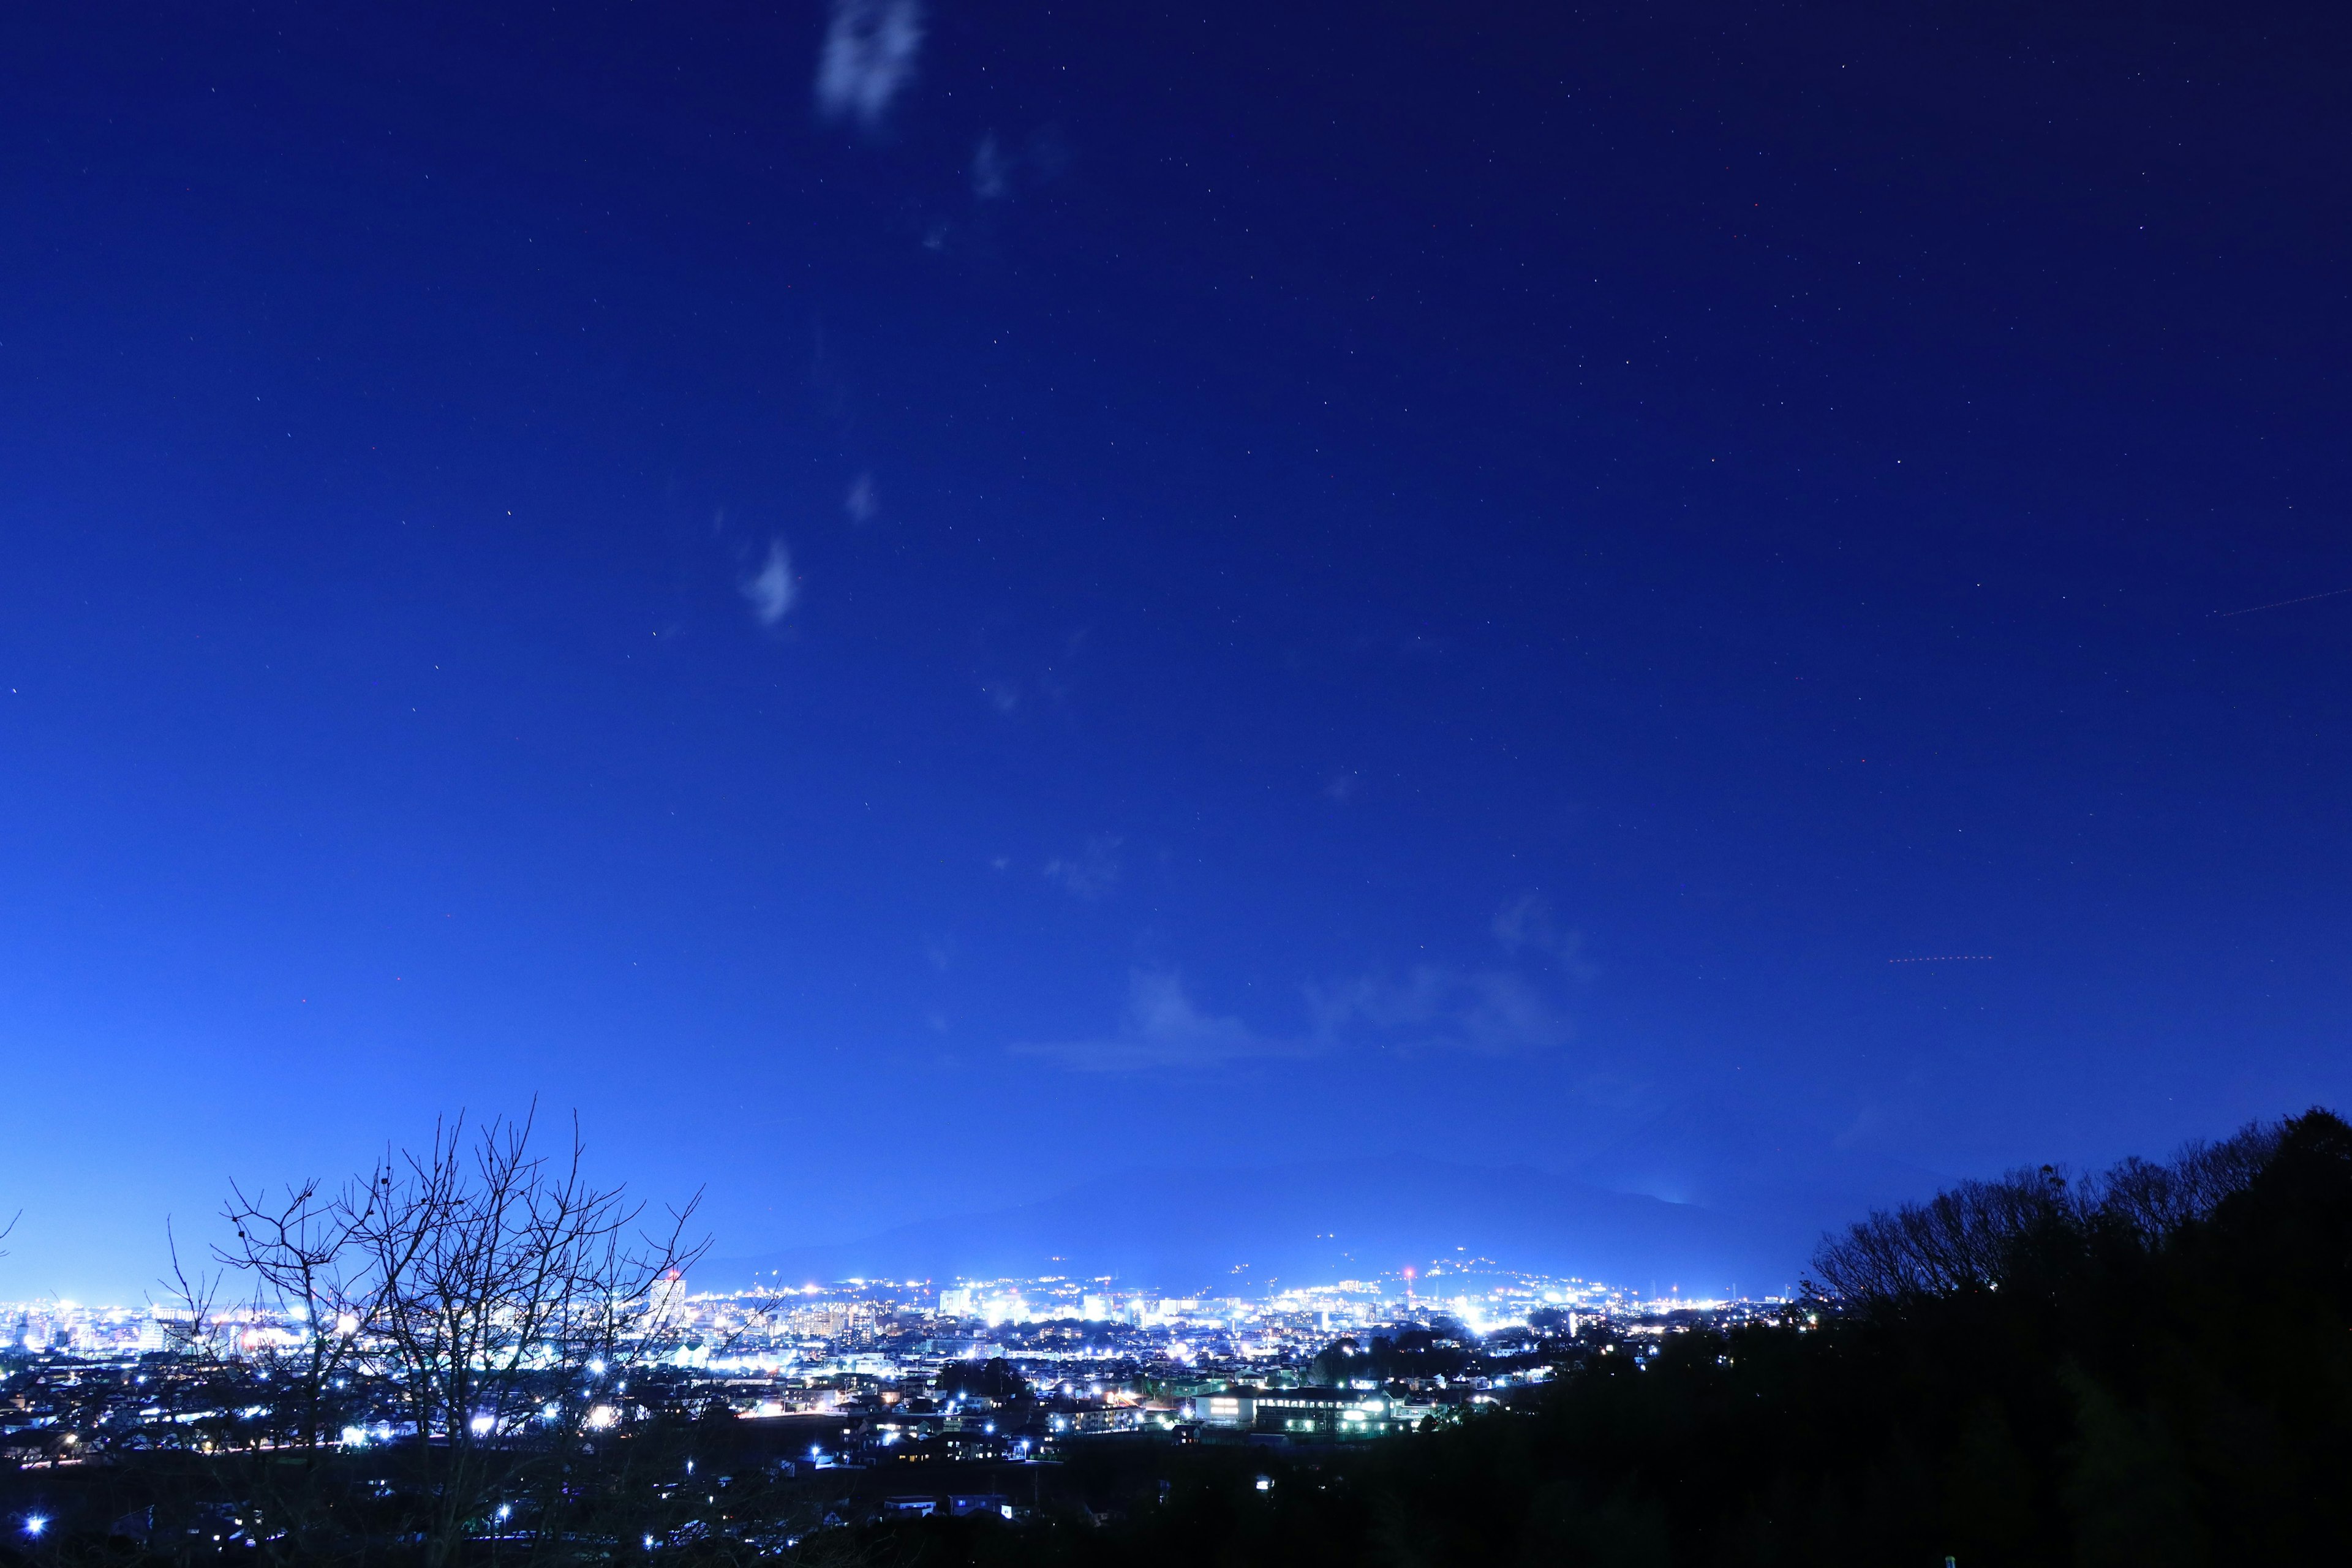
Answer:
xmin=4 ymin=0 xmax=2349 ymax=1298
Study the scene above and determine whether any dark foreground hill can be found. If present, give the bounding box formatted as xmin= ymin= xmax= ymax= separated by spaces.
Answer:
xmin=849 ymin=1109 xmax=2352 ymax=1568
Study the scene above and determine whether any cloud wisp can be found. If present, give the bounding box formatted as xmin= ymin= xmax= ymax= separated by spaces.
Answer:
xmin=844 ymin=473 xmax=877 ymax=523
xmin=1042 ymin=835 xmax=1122 ymax=899
xmin=1491 ymin=892 xmax=1598 ymax=979
xmin=971 ymin=134 xmax=1009 ymax=200
xmin=1306 ymin=965 xmax=1574 ymax=1057
xmin=1017 ymin=959 xmax=1578 ymax=1075
xmin=742 ymin=538 xmax=797 ymax=626
xmin=815 ymin=0 xmax=925 ymax=130
xmin=1014 ymin=971 xmax=1307 ymax=1073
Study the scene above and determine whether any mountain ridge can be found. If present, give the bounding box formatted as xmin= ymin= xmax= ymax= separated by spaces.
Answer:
xmin=704 ymin=1155 xmax=1814 ymax=1298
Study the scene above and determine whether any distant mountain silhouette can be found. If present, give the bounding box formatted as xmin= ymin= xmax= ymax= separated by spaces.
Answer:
xmin=706 ymin=1158 xmax=1811 ymax=1298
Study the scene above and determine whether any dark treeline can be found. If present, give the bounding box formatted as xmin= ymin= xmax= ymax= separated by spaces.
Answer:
xmin=5 ymin=1109 xmax=2349 ymax=1566
xmin=924 ymin=1108 xmax=2352 ymax=1568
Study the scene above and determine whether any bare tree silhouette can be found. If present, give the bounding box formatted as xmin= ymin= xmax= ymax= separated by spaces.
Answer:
xmin=194 ymin=1106 xmax=707 ymax=1566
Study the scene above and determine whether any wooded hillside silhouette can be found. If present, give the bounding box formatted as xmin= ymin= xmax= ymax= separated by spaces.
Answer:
xmin=1039 ymin=1108 xmax=2352 ymax=1568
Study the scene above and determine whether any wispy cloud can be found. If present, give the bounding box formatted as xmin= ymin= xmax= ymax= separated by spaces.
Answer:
xmin=1491 ymin=892 xmax=1597 ymax=978
xmin=844 ymin=473 xmax=877 ymax=523
xmin=971 ymin=134 xmax=1009 ymax=200
xmin=1017 ymin=960 xmax=1576 ymax=1075
xmin=1042 ymin=835 xmax=1121 ymax=899
xmin=1306 ymin=965 xmax=1574 ymax=1057
xmin=742 ymin=538 xmax=797 ymax=626
xmin=815 ymin=0 xmax=925 ymax=130
xmin=1014 ymin=971 xmax=1303 ymax=1072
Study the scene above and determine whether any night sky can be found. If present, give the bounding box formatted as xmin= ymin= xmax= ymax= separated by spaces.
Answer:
xmin=4 ymin=1 xmax=2349 ymax=1298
